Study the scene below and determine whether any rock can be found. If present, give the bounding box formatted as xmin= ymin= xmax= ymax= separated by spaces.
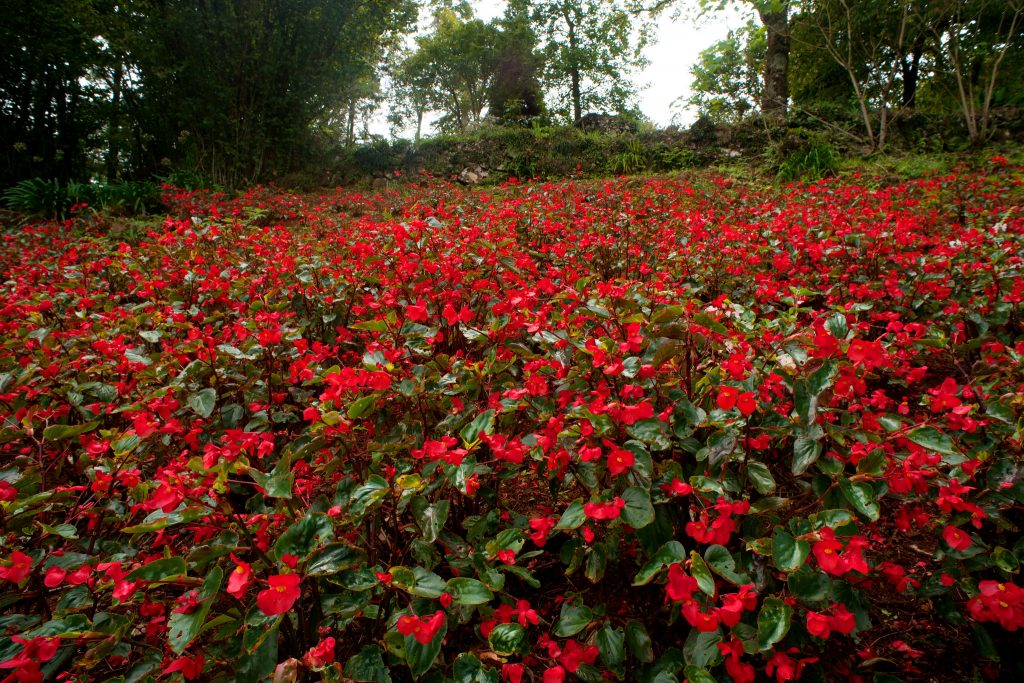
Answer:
xmin=458 ymin=165 xmax=489 ymax=185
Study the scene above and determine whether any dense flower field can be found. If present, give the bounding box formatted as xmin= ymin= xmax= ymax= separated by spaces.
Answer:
xmin=1 ymin=166 xmax=1023 ymax=683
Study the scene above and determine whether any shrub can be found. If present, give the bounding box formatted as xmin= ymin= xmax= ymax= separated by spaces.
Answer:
xmin=2 ymin=178 xmax=70 ymax=218
xmin=777 ymin=141 xmax=841 ymax=182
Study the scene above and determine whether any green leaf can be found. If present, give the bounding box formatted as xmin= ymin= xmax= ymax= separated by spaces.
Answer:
xmin=126 ymin=557 xmax=187 ymax=582
xmin=405 ymin=618 xmax=446 ymax=678
xmin=745 ymin=460 xmax=776 ymax=495
xmin=188 ymin=388 xmax=217 ymax=418
xmin=347 ymin=393 xmax=378 ymax=419
xmin=993 ymin=546 xmax=1019 ymax=574
xmin=555 ymin=499 xmax=586 ymax=530
xmin=682 ymin=630 xmax=721 ymax=670
xmin=585 ymin=544 xmax=608 ymax=583
xmin=43 ymin=421 xmax=99 ymax=441
xmin=351 ymin=320 xmax=389 ymax=332
xmin=689 ymin=551 xmax=716 ymax=597
xmin=410 ymin=497 xmax=449 ymax=544
xmin=792 ymin=436 xmax=822 ymax=475
xmin=121 ymin=506 xmax=207 ymax=534
xmin=460 ymin=410 xmax=495 ymax=445
xmin=905 ymin=426 xmax=957 ymax=455
xmin=840 ymin=480 xmax=880 ymax=521
xmin=249 ymin=466 xmax=294 ymax=499
xmin=633 ymin=541 xmax=687 ymax=586
xmin=273 ymin=513 xmax=334 ymax=560
xmin=445 ymin=577 xmax=493 ymax=605
xmin=772 ymin=530 xmax=810 ymax=573
xmin=621 ymin=487 xmax=655 ymax=529
xmin=554 ymin=602 xmax=593 ymax=638
xmin=626 ymin=620 xmax=655 ymax=663
xmin=349 ymin=475 xmax=389 ymax=519
xmin=345 ymin=645 xmax=392 ymax=683
xmin=452 ymin=653 xmax=499 ymax=683
xmin=703 ymin=545 xmax=750 ymax=586
xmin=488 ymin=623 xmax=526 ymax=657
xmin=825 ymin=312 xmax=848 ymax=339
xmin=597 ymin=624 xmax=626 ymax=670
xmin=787 ymin=568 xmax=833 ymax=602
xmin=756 ymin=596 xmax=792 ymax=651
xmin=168 ymin=567 xmax=223 ymax=654
xmin=306 ymin=543 xmax=365 ymax=576
xmin=682 ymin=666 xmax=717 ymax=683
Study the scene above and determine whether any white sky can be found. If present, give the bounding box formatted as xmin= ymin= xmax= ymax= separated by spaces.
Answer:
xmin=373 ymin=0 xmax=750 ymax=137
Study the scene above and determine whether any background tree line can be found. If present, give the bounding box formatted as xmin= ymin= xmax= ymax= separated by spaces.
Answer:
xmin=687 ymin=0 xmax=1023 ymax=150
xmin=1 ymin=0 xmax=1022 ymax=191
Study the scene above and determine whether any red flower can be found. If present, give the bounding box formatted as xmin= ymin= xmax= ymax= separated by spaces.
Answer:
xmin=542 ymin=666 xmax=566 ymax=683
xmin=606 ymin=447 xmax=635 ymax=476
xmin=718 ymin=636 xmax=755 ymax=683
xmin=806 ymin=610 xmax=832 ymax=639
xmin=0 ymin=481 xmax=16 ymax=501
xmin=162 ymin=654 xmax=205 ymax=681
xmin=736 ymin=391 xmax=757 ymax=416
xmin=0 ymin=551 xmax=33 ymax=584
xmin=942 ymin=525 xmax=972 ymax=552
xmin=397 ymin=610 xmax=446 ymax=644
xmin=717 ymin=386 xmax=739 ymax=411
xmin=227 ymin=557 xmax=253 ymax=599
xmin=43 ymin=566 xmax=66 ymax=588
xmin=256 ymin=574 xmax=301 ymax=616
xmin=303 ymin=636 xmax=335 ymax=668
xmin=665 ymin=563 xmax=698 ymax=602
xmin=514 ymin=599 xmax=540 ymax=627
xmin=529 ymin=517 xmax=556 ymax=547
xmin=660 ymin=477 xmax=692 ymax=497
xmin=559 ymin=640 xmax=598 ymax=672
xmin=583 ymin=498 xmax=625 ymax=520
xmin=502 ymin=663 xmax=524 ymax=683
xmin=847 ymin=339 xmax=886 ymax=369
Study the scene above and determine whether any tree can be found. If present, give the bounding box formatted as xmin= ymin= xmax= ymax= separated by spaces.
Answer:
xmin=489 ymin=0 xmax=546 ymax=122
xmin=533 ymin=0 xmax=651 ymax=124
xmin=689 ymin=20 xmax=765 ymax=122
xmin=640 ymin=0 xmax=790 ymax=119
xmin=134 ymin=0 xmax=415 ymax=186
xmin=0 ymin=0 xmax=108 ymax=185
xmin=808 ymin=0 xmax=907 ymax=149
xmin=927 ymin=0 xmax=1023 ymax=143
xmin=393 ymin=13 xmax=502 ymax=134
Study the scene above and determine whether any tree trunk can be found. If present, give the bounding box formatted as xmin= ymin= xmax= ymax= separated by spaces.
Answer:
xmin=564 ymin=6 xmax=582 ymax=124
xmin=758 ymin=4 xmax=790 ymax=120
xmin=106 ymin=62 xmax=123 ymax=181
xmin=899 ymin=48 xmax=921 ymax=109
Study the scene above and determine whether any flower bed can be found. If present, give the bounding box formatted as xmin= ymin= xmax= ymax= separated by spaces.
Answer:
xmin=1 ymin=165 xmax=1022 ymax=682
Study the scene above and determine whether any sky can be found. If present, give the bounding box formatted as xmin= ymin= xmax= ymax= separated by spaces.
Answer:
xmin=373 ymin=0 xmax=750 ymax=137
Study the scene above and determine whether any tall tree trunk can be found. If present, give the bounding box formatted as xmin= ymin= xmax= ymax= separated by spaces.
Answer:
xmin=106 ymin=62 xmax=123 ymax=181
xmin=899 ymin=49 xmax=921 ymax=109
xmin=563 ymin=6 xmax=582 ymax=124
xmin=757 ymin=3 xmax=790 ymax=120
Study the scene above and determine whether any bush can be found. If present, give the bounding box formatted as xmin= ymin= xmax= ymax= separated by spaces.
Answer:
xmin=2 ymin=178 xmax=164 ymax=219
xmin=2 ymin=178 xmax=70 ymax=218
xmin=777 ymin=140 xmax=841 ymax=182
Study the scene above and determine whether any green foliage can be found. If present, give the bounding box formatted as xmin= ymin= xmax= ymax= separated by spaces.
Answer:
xmin=777 ymin=140 xmax=841 ymax=182
xmin=394 ymin=14 xmax=503 ymax=135
xmin=2 ymin=179 xmax=70 ymax=219
xmin=607 ymin=140 xmax=650 ymax=175
xmin=532 ymin=0 xmax=652 ymax=123
xmin=2 ymin=178 xmax=163 ymax=218
xmin=690 ymin=20 xmax=766 ymax=123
